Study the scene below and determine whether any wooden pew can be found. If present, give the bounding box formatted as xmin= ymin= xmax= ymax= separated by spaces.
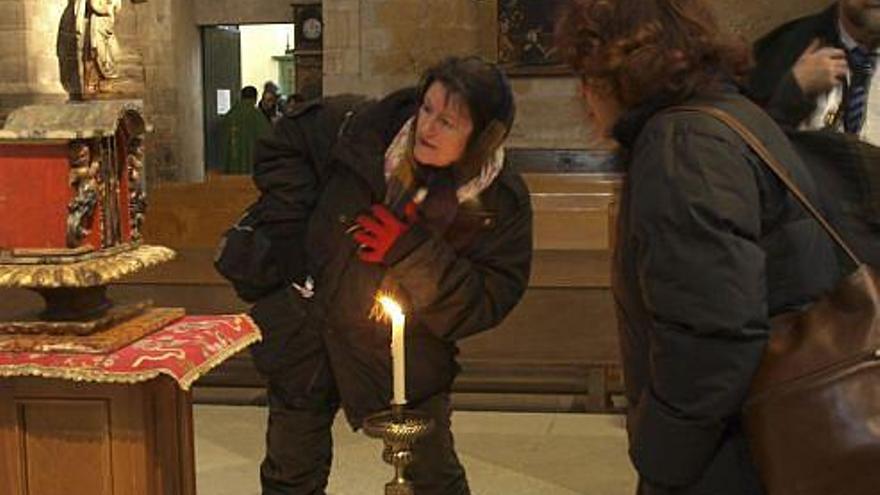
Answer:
xmin=85 ymin=167 xmax=625 ymax=412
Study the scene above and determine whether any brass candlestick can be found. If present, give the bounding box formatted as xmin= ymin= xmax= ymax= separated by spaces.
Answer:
xmin=363 ymin=404 xmax=435 ymax=495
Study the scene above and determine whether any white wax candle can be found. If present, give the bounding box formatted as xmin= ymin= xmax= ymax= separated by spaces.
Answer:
xmin=380 ymin=297 xmax=407 ymax=406
xmin=391 ymin=310 xmax=406 ymax=406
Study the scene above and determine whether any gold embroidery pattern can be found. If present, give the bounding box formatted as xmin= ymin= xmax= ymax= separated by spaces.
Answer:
xmin=0 ymin=315 xmax=261 ymax=391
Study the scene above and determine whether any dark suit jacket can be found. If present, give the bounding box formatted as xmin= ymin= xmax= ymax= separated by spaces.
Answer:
xmin=749 ymin=5 xmax=840 ymax=128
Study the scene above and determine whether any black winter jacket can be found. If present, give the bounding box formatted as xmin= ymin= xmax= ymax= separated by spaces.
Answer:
xmin=612 ymin=89 xmax=838 ymax=494
xmin=247 ymin=89 xmax=533 ymax=426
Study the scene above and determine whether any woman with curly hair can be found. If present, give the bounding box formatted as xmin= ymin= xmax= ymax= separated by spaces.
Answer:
xmin=557 ymin=1 xmax=839 ymax=494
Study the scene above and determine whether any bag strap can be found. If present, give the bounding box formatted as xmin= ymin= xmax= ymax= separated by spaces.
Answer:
xmin=670 ymin=105 xmax=862 ymax=266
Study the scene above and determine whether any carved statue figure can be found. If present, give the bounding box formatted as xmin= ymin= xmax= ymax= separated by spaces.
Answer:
xmin=127 ymin=136 xmax=147 ymax=241
xmin=66 ymin=141 xmax=100 ymax=247
xmin=102 ymin=138 xmax=123 ymax=247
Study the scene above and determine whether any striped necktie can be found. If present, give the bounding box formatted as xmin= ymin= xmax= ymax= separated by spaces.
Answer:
xmin=844 ymin=46 xmax=876 ymax=135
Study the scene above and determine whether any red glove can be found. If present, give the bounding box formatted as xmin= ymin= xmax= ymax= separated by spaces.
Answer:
xmin=353 ymin=204 xmax=411 ymax=264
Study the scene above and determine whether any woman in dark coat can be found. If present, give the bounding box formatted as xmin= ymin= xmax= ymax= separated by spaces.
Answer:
xmin=245 ymin=57 xmax=532 ymax=495
xmin=556 ymin=2 xmax=838 ymax=494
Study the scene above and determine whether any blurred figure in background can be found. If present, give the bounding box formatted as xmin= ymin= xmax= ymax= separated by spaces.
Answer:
xmin=220 ymin=86 xmax=272 ymax=175
xmin=260 ymin=81 xmax=282 ymax=123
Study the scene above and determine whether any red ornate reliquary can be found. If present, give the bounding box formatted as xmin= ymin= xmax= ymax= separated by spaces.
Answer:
xmin=0 ymin=101 xmax=175 ymax=341
xmin=0 ymin=100 xmax=148 ymax=253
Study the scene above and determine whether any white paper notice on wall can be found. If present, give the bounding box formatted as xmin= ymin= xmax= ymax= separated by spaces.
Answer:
xmin=217 ymin=89 xmax=231 ymax=115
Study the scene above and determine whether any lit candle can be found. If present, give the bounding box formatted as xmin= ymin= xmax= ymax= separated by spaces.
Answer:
xmin=379 ymin=296 xmax=407 ymax=406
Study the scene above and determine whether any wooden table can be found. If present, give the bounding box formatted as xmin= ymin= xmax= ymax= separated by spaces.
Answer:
xmin=0 ymin=375 xmax=194 ymax=495
xmin=0 ymin=314 xmax=259 ymax=495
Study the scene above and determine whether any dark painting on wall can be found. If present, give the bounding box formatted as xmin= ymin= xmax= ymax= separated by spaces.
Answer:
xmin=498 ymin=0 xmax=570 ymax=76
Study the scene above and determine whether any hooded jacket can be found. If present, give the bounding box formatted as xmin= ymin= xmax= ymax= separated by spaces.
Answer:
xmin=612 ymin=88 xmax=838 ymax=494
xmin=247 ymin=88 xmax=533 ymax=426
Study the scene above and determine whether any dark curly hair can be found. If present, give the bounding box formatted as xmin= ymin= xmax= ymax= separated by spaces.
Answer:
xmin=555 ymin=0 xmax=752 ymax=108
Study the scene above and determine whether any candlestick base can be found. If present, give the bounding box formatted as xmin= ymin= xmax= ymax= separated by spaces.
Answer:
xmin=363 ymin=405 xmax=435 ymax=495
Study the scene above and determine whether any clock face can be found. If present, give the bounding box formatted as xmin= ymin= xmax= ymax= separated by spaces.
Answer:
xmin=302 ymin=18 xmax=322 ymax=40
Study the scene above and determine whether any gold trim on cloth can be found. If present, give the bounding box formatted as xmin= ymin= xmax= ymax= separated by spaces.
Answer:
xmin=0 ymin=365 xmax=165 ymax=386
xmin=173 ymin=323 xmax=262 ymax=390
xmin=0 ymin=245 xmax=175 ymax=288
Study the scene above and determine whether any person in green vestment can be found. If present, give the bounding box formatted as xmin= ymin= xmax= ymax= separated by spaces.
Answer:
xmin=221 ymin=86 xmax=272 ymax=174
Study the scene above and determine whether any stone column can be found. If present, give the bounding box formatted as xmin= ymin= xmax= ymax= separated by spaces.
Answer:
xmin=0 ymin=0 xmax=69 ymax=124
xmin=126 ymin=0 xmax=203 ymax=182
xmin=323 ymin=0 xmax=361 ymax=95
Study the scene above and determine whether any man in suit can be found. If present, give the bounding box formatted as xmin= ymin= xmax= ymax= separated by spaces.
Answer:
xmin=750 ymin=1 xmax=880 ymax=145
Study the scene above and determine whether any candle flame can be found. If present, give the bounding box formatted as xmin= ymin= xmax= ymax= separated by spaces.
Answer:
xmin=377 ymin=295 xmax=404 ymax=319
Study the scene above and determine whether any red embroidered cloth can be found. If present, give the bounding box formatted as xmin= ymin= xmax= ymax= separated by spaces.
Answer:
xmin=0 ymin=315 xmax=261 ymax=390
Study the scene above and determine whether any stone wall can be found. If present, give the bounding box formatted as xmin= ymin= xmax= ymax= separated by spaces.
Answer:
xmin=718 ymin=0 xmax=832 ymax=40
xmin=192 ymin=0 xmax=316 ymax=25
xmin=114 ymin=0 xmax=203 ymax=182
xmin=323 ymin=0 xmax=494 ymax=104
xmin=324 ymin=0 xmax=835 ymax=150
xmin=0 ymin=0 xmax=69 ymax=121
xmin=0 ymin=0 xmax=837 ymax=181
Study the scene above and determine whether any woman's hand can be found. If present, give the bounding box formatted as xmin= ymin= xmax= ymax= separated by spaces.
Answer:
xmin=352 ymin=204 xmax=414 ymax=264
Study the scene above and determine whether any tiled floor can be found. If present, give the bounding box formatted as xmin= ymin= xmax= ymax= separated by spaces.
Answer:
xmin=194 ymin=405 xmax=638 ymax=495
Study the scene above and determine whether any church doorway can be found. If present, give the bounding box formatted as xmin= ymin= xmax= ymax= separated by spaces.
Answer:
xmin=202 ymin=20 xmax=321 ymax=175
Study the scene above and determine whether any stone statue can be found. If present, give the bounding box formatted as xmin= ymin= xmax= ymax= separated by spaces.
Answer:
xmin=89 ymin=0 xmax=122 ymax=79
xmin=76 ymin=0 xmax=122 ymax=94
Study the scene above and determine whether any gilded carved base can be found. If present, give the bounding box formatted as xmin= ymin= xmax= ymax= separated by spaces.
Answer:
xmin=0 ymin=300 xmax=154 ymax=336
xmin=0 ymin=244 xmax=176 ymax=288
xmin=0 ymin=307 xmax=185 ymax=354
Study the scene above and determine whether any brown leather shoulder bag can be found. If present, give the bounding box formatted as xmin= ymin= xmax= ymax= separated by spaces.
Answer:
xmin=675 ymin=105 xmax=880 ymax=495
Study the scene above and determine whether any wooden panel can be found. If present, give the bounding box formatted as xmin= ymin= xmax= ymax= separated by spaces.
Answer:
xmin=105 ymin=168 xmax=626 ymax=409
xmin=522 ymin=172 xmax=620 ymax=194
xmin=0 ymin=381 xmax=24 ymax=494
xmin=142 ymin=176 xmax=256 ymax=248
xmin=0 ymin=377 xmax=193 ymax=495
xmin=20 ymin=399 xmax=113 ymax=495
xmin=533 ymin=206 xmax=611 ymax=250
xmin=529 ymin=250 xmax=610 ymax=287
xmin=141 ymin=173 xmax=624 ymax=251
xmin=193 ymin=361 xmax=627 ymax=413
xmin=461 ymin=287 xmax=619 ymax=364
xmin=147 ymin=378 xmax=195 ymax=495
xmin=194 ymin=286 xmax=620 ymax=391
xmin=108 ymin=285 xmax=250 ymax=314
xmin=117 ymin=248 xmax=231 ymax=285
xmin=113 ymin=247 xmax=611 ymax=288
xmin=526 ymin=173 xmax=621 ymax=251
xmin=507 ymin=149 xmax=617 ymax=174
